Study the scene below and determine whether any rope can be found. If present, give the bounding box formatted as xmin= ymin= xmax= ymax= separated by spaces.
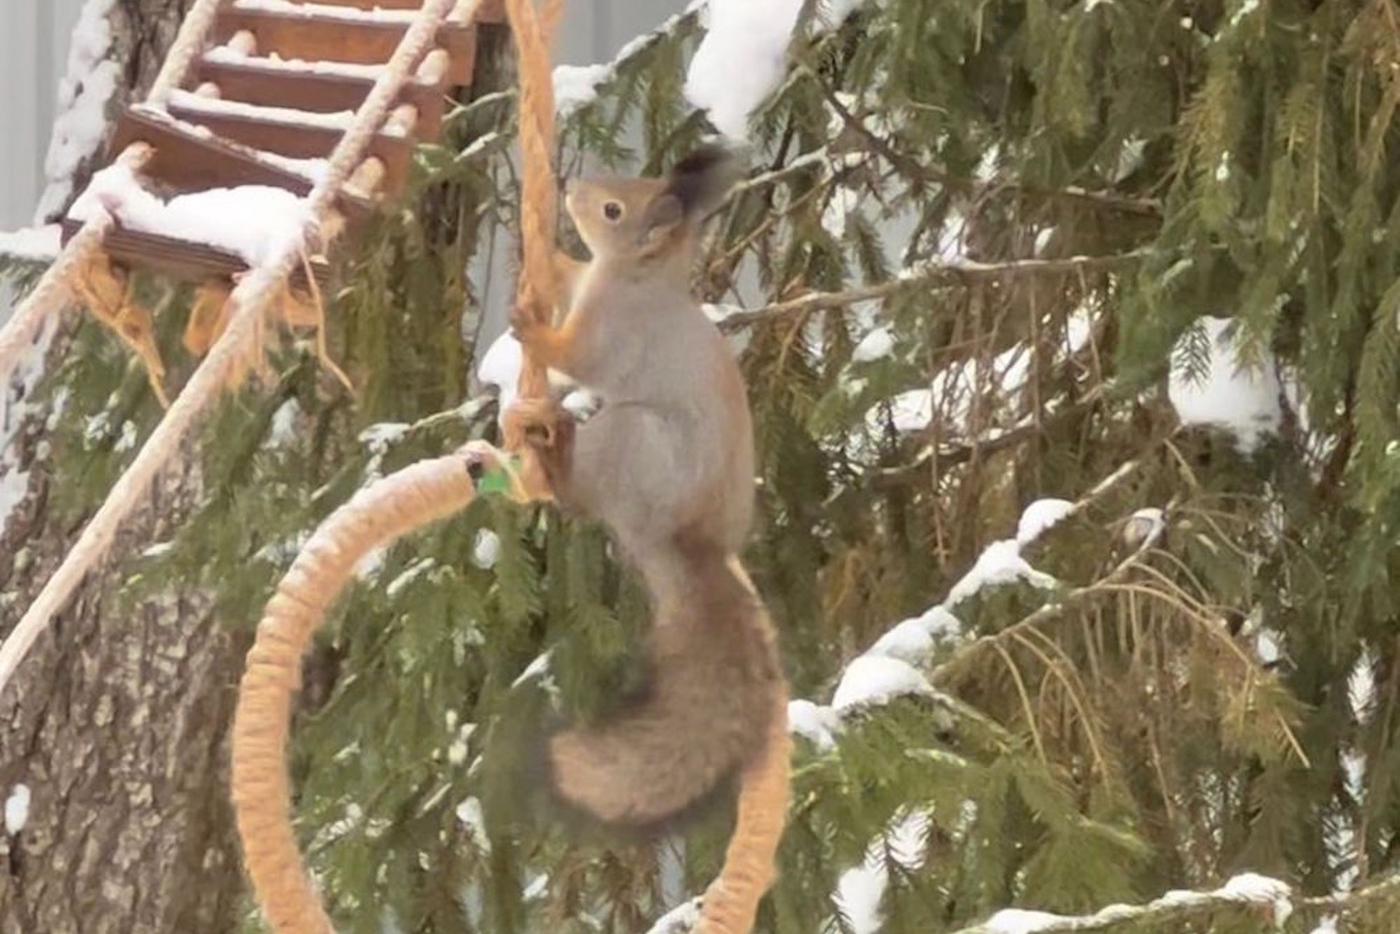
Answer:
xmin=0 ymin=144 xmax=152 ymax=393
xmin=0 ymin=0 xmax=459 ymax=698
xmin=232 ymin=447 xmax=490 ymax=934
xmin=0 ymin=0 xmax=226 ymax=386
xmin=146 ymin=0 xmax=232 ymax=106
xmin=697 ymin=693 xmax=791 ymax=933
xmin=70 ymin=249 xmax=171 ymax=407
xmin=502 ymin=0 xmax=563 ymax=471
xmin=499 ymin=4 xmax=792 ymax=929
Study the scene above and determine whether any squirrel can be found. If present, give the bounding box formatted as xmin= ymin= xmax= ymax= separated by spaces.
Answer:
xmin=481 ymin=143 xmax=784 ymax=830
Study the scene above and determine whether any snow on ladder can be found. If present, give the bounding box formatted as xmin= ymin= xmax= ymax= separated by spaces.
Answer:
xmin=0 ymin=0 xmax=505 ymax=697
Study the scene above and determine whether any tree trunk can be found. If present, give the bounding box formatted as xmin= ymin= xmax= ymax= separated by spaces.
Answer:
xmin=0 ymin=3 xmax=248 ymax=932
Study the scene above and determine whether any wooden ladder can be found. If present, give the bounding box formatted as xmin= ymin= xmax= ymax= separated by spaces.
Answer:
xmin=60 ymin=0 xmax=505 ymax=289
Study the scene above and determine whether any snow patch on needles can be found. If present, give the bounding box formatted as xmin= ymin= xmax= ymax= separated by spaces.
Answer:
xmin=788 ymin=699 xmax=841 ymax=750
xmin=983 ymin=908 xmax=1064 ymax=933
xmin=833 ymin=810 xmax=930 ymax=933
xmin=554 ymin=64 xmax=614 ymax=117
xmin=684 ymin=0 xmax=804 ymax=139
xmin=832 ymin=656 xmax=932 ymax=712
xmin=1168 ymin=316 xmax=1281 ymax=453
xmin=35 ymin=0 xmax=122 ymax=222
xmin=0 ymin=226 xmax=62 ymax=265
xmin=946 ymin=539 xmax=1057 ymax=607
xmin=477 ymin=331 xmax=580 ymax=425
xmin=1220 ymin=873 xmax=1293 ymax=925
xmin=1016 ymin=499 xmax=1074 ymax=545
xmin=69 ymin=163 xmax=312 ymax=266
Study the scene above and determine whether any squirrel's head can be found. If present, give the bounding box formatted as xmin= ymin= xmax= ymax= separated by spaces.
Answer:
xmin=564 ymin=143 xmax=745 ymax=264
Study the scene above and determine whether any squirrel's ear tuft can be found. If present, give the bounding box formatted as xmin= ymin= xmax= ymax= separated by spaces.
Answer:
xmin=665 ymin=142 xmax=746 ymax=219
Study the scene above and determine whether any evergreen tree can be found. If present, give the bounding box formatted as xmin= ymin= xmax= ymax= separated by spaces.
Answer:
xmin=4 ymin=0 xmax=1400 ymax=932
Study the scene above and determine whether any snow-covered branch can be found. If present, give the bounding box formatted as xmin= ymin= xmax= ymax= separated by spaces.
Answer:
xmin=952 ymin=868 xmax=1400 ymax=933
xmin=554 ymin=1 xmax=704 ymax=117
xmin=715 ymin=252 xmax=1146 ymax=333
xmin=643 ymin=897 xmax=703 ymax=934
xmin=0 ymin=227 xmax=62 ymax=267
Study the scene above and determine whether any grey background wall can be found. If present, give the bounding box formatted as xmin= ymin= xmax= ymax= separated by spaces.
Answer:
xmin=0 ymin=0 xmax=687 ymax=231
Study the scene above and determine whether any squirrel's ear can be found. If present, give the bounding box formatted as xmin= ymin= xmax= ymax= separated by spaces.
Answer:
xmin=637 ymin=192 xmax=684 ymax=252
xmin=666 ymin=142 xmax=745 ymax=218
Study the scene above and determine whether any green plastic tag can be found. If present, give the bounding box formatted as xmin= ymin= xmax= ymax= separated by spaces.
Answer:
xmin=477 ymin=455 xmax=522 ymax=496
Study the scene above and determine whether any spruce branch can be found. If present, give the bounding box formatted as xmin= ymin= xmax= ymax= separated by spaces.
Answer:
xmin=715 ymin=252 xmax=1146 ymax=332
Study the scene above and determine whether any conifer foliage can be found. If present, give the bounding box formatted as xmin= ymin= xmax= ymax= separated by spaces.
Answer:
xmin=5 ymin=0 xmax=1400 ymax=931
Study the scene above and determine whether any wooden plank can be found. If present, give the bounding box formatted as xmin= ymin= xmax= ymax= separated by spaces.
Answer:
xmin=162 ymin=101 xmax=415 ymax=198
xmin=311 ymin=0 xmax=506 ymax=22
xmin=212 ymin=8 xmax=479 ymax=85
xmin=59 ymin=220 xmax=331 ymax=291
xmin=189 ymin=58 xmax=447 ymax=138
xmin=108 ymin=108 xmax=377 ymax=219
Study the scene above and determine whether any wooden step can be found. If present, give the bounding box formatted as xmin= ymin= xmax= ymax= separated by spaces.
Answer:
xmin=60 ymin=220 xmax=330 ymax=291
xmin=189 ymin=53 xmax=448 ymax=138
xmin=109 ymin=107 xmax=377 ymax=217
xmin=212 ymin=4 xmax=479 ymax=85
xmin=286 ymin=0 xmax=507 ymax=25
xmin=162 ymin=95 xmax=416 ymax=197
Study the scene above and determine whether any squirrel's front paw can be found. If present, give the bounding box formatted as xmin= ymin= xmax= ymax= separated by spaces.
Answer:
xmin=461 ymin=439 xmax=506 ymax=480
xmin=502 ymin=397 xmax=562 ymax=449
xmin=509 ymin=305 xmax=549 ymax=347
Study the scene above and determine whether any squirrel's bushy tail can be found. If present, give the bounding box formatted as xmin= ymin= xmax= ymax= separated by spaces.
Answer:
xmin=548 ymin=538 xmax=781 ymax=828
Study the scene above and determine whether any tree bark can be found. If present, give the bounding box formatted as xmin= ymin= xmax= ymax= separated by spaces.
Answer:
xmin=0 ymin=3 xmax=248 ymax=932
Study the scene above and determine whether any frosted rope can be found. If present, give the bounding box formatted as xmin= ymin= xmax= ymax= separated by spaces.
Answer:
xmin=233 ymin=449 xmax=485 ymax=934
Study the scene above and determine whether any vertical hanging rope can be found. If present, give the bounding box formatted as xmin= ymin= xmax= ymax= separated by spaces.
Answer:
xmin=0 ymin=0 xmax=461 ymax=698
xmin=501 ymin=0 xmax=564 ymax=467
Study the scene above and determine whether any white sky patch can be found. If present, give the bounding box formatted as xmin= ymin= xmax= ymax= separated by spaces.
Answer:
xmin=684 ymin=0 xmax=803 ymax=139
xmin=267 ymin=397 xmax=302 ymax=448
xmin=821 ymin=184 xmax=861 ymax=240
xmin=1168 ymin=316 xmax=1281 ymax=453
xmin=4 ymin=784 xmax=31 ymax=835
xmin=852 ymin=326 xmax=895 ymax=363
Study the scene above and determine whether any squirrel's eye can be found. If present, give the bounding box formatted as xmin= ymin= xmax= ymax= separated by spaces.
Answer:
xmin=603 ymin=201 xmax=623 ymax=221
